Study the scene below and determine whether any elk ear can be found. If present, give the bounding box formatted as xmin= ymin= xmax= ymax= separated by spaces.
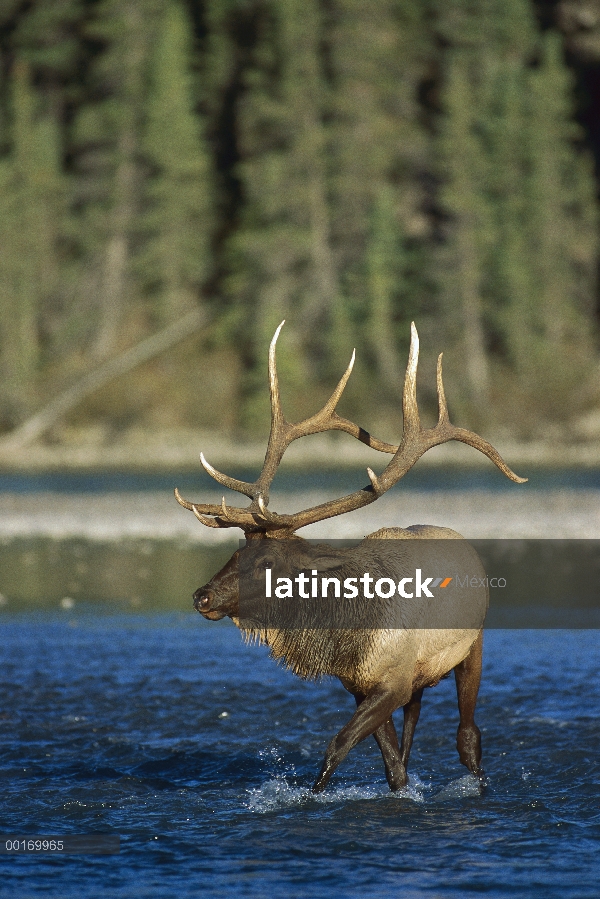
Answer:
xmin=286 ymin=542 xmax=343 ymax=572
xmin=305 ymin=546 xmax=344 ymax=572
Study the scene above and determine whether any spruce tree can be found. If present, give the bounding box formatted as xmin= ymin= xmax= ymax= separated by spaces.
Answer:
xmin=0 ymin=60 xmax=65 ymax=420
xmin=75 ymin=0 xmax=159 ymax=360
xmin=327 ymin=0 xmax=429 ymax=299
xmin=142 ymin=0 xmax=213 ymax=324
xmin=516 ymin=30 xmax=598 ymax=419
xmin=0 ymin=0 xmax=596 ymax=438
xmin=326 ymin=0 xmax=431 ymax=411
xmin=364 ymin=184 xmax=406 ymax=394
xmin=437 ymin=44 xmax=492 ymax=410
xmin=10 ymin=0 xmax=87 ymax=115
xmin=526 ymin=31 xmax=596 ymax=347
xmin=223 ymin=0 xmax=343 ymax=425
xmin=434 ymin=0 xmax=598 ymax=424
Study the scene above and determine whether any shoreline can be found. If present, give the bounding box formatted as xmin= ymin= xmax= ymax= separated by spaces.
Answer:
xmin=0 ymin=433 xmax=600 ymax=472
xmin=0 ymin=486 xmax=598 ymax=542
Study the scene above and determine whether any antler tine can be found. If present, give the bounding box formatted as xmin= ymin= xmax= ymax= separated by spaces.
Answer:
xmin=298 ymin=347 xmax=398 ymax=451
xmin=175 ymin=487 xmax=259 ymax=528
xmin=192 ymin=506 xmax=223 ymax=527
xmin=432 ymin=350 xmax=524 ymax=481
xmin=268 ymin=321 xmax=286 ymax=428
xmin=285 ymin=348 xmax=355 ymax=437
xmin=251 ymin=321 xmax=295 ymax=503
xmin=174 ymin=487 xmax=195 ymax=510
xmin=444 ymin=428 xmax=528 ymax=483
xmin=321 ymin=348 xmax=356 ymax=415
xmin=199 ymin=453 xmax=255 ymax=499
xmin=402 ymin=322 xmax=421 ymax=438
xmin=257 ymin=494 xmax=277 ymax=522
xmin=432 ymin=348 xmax=525 ymax=483
xmin=188 ymin=322 xmax=290 ymax=510
xmin=366 ymin=466 xmax=383 ymax=495
xmin=436 ymin=353 xmax=450 ymax=425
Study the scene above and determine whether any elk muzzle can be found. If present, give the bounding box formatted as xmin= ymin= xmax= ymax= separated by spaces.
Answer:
xmin=193 ymin=587 xmax=226 ymax=620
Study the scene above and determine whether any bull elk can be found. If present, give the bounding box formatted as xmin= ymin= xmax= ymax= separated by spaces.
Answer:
xmin=175 ymin=323 xmax=526 ymax=792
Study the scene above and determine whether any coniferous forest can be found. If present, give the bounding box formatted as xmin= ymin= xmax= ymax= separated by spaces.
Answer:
xmin=1 ymin=0 xmax=600 ymax=449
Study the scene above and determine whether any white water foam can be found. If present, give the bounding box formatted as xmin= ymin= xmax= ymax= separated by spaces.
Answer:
xmin=246 ymin=773 xmax=427 ymax=813
xmin=432 ymin=773 xmax=483 ymax=801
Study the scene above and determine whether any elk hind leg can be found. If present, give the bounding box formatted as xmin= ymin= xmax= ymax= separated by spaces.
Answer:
xmin=313 ymin=688 xmax=404 ymax=793
xmin=351 ymin=691 xmax=407 ymax=792
xmin=454 ymin=630 xmax=484 ymax=779
xmin=400 ymin=688 xmax=424 ymax=770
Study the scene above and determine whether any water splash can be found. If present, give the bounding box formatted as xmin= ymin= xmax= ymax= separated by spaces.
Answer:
xmin=246 ymin=773 xmax=427 ymax=813
xmin=432 ymin=773 xmax=483 ymax=801
xmin=393 ymin=772 xmax=428 ymax=804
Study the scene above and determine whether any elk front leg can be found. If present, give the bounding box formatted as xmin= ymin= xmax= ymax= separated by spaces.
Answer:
xmin=454 ymin=630 xmax=484 ymax=779
xmin=400 ymin=688 xmax=424 ymax=770
xmin=313 ymin=688 xmax=406 ymax=793
xmin=350 ymin=691 xmax=407 ymax=791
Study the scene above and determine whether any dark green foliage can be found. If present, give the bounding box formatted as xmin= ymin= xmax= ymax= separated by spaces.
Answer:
xmin=435 ymin=0 xmax=598 ymax=429
xmin=225 ymin=0 xmax=341 ymax=401
xmin=0 ymin=60 xmax=66 ymax=421
xmin=141 ymin=0 xmax=213 ymax=322
xmin=0 ymin=0 xmax=597 ymax=441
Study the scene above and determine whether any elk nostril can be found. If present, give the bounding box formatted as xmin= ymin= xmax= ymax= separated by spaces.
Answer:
xmin=193 ymin=588 xmax=213 ymax=611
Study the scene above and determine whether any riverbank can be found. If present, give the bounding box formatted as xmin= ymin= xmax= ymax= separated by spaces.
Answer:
xmin=0 ymin=483 xmax=598 ymax=542
xmin=0 ymin=428 xmax=600 ymax=472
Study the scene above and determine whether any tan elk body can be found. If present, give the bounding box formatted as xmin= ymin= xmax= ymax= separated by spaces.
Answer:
xmin=176 ymin=323 xmax=525 ymax=792
xmin=230 ymin=527 xmax=487 ymax=688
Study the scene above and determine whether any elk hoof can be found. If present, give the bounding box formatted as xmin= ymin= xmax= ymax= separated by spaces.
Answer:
xmin=388 ymin=771 xmax=408 ymax=792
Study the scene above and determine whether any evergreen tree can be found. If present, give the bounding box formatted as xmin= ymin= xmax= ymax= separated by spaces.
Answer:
xmin=437 ymin=45 xmax=492 ymax=410
xmin=223 ymin=0 xmax=345 ymax=427
xmin=75 ymin=0 xmax=159 ymax=360
xmin=364 ymin=184 xmax=406 ymax=394
xmin=435 ymin=0 xmax=597 ymax=423
xmin=0 ymin=60 xmax=65 ymax=420
xmin=142 ymin=0 xmax=213 ymax=323
xmin=325 ymin=0 xmax=431 ymax=410
xmin=514 ymin=30 xmax=597 ymax=418
xmin=11 ymin=0 xmax=87 ymax=116
xmin=526 ymin=31 xmax=597 ymax=348
xmin=327 ymin=0 xmax=429 ymax=300
xmin=0 ymin=0 xmax=596 ymax=438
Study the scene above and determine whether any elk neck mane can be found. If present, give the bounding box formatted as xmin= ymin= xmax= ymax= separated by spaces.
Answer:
xmin=232 ymin=533 xmax=420 ymax=681
xmin=234 ymin=620 xmax=380 ymax=681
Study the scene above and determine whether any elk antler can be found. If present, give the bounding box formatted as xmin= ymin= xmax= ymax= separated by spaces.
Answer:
xmin=175 ymin=322 xmax=526 ymax=533
xmin=175 ymin=321 xmax=397 ymax=530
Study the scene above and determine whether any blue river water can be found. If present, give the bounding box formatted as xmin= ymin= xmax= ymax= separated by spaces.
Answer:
xmin=0 ymin=465 xmax=598 ymax=494
xmin=0 ymin=613 xmax=598 ymax=898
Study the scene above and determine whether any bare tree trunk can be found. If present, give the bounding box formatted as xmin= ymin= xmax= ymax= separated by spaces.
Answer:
xmin=92 ymin=0 xmax=148 ymax=360
xmin=308 ymin=165 xmax=338 ymax=315
xmin=457 ymin=219 xmax=490 ymax=408
xmin=93 ymin=232 xmax=129 ymax=360
xmin=0 ymin=307 xmax=208 ymax=451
